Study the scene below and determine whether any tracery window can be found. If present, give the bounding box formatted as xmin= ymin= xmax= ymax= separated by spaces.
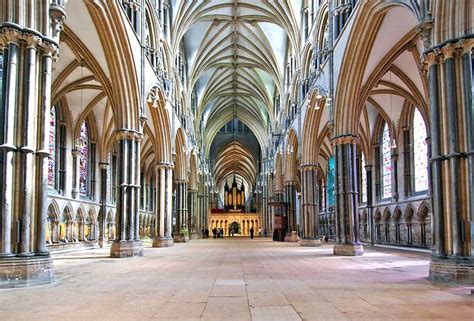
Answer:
xmin=326 ymin=156 xmax=335 ymax=208
xmin=381 ymin=122 xmax=392 ymax=199
xmin=79 ymin=122 xmax=89 ymax=194
xmin=48 ymin=105 xmax=66 ymax=193
xmin=412 ymin=109 xmax=429 ymax=192
xmin=48 ymin=106 xmax=57 ymax=186
xmin=360 ymin=153 xmax=367 ymax=203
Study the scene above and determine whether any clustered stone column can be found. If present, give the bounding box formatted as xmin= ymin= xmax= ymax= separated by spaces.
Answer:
xmin=98 ymin=162 xmax=109 ymax=248
xmin=300 ymin=164 xmax=322 ymax=246
xmin=152 ymin=163 xmax=174 ymax=247
xmin=173 ymin=179 xmax=188 ymax=242
xmin=188 ymin=187 xmax=198 ymax=239
xmin=332 ymin=135 xmax=363 ymax=256
xmin=109 ymin=130 xmax=143 ymax=257
xmin=423 ymin=39 xmax=474 ymax=284
xmin=284 ymin=181 xmax=298 ymax=241
xmin=198 ymin=172 xmax=209 ymax=234
xmin=0 ymin=25 xmax=62 ymax=287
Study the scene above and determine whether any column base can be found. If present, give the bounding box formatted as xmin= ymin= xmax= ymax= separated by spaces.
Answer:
xmin=300 ymin=239 xmax=322 ymax=247
xmin=152 ymin=237 xmax=174 ymax=248
xmin=429 ymin=257 xmax=474 ymax=285
xmin=284 ymin=231 xmax=300 ymax=242
xmin=189 ymin=232 xmax=200 ymax=240
xmin=173 ymin=235 xmax=190 ymax=243
xmin=110 ymin=240 xmax=143 ymax=258
xmin=0 ymin=255 xmax=54 ymax=288
xmin=333 ymin=243 xmax=364 ymax=256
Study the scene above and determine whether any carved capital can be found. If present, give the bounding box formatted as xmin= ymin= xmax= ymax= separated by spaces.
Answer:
xmin=115 ymin=129 xmax=136 ymax=141
xmin=440 ymin=43 xmax=455 ymax=61
xmin=331 ymin=134 xmax=359 ymax=146
xmin=24 ymin=33 xmax=42 ymax=48
xmin=1 ymin=27 xmax=21 ymax=44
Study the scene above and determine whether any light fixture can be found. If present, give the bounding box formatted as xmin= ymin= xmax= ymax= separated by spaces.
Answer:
xmin=391 ymin=121 xmax=397 ymax=149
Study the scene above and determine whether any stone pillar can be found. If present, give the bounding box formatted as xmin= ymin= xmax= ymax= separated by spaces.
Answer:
xmin=71 ymin=148 xmax=80 ymax=199
xmin=110 ymin=131 xmax=143 ymax=258
xmin=98 ymin=162 xmax=109 ymax=247
xmin=0 ymin=21 xmax=65 ymax=287
xmin=284 ymin=181 xmax=298 ymax=241
xmin=332 ymin=135 xmax=363 ymax=256
xmin=188 ymin=188 xmax=198 ymax=239
xmin=174 ymin=180 xmax=188 ymax=242
xmin=423 ymin=40 xmax=474 ymax=284
xmin=300 ymin=165 xmax=322 ymax=246
xmin=365 ymin=165 xmax=375 ymax=246
xmin=153 ymin=163 xmax=174 ymax=247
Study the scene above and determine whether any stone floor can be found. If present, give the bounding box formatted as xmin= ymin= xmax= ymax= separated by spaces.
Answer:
xmin=1 ymin=238 xmax=473 ymax=321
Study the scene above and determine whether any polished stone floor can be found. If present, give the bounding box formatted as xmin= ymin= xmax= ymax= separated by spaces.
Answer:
xmin=1 ymin=238 xmax=473 ymax=321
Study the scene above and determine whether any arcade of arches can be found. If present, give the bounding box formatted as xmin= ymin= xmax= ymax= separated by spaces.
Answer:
xmin=0 ymin=0 xmax=474 ymax=315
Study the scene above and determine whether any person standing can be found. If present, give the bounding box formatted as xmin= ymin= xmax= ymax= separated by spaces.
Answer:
xmin=250 ymin=227 xmax=254 ymax=239
xmin=212 ymin=227 xmax=217 ymax=239
xmin=258 ymin=227 xmax=262 ymax=237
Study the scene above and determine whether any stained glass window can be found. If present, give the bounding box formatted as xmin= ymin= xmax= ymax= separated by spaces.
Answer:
xmin=48 ymin=106 xmax=57 ymax=186
xmin=327 ymin=156 xmax=335 ymax=207
xmin=361 ymin=153 xmax=367 ymax=203
xmin=381 ymin=123 xmax=392 ymax=199
xmin=79 ymin=122 xmax=89 ymax=194
xmin=413 ymin=109 xmax=429 ymax=192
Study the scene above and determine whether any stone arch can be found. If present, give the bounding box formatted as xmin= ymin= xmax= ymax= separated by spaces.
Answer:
xmin=47 ymin=202 xmax=60 ymax=244
xmin=146 ymin=85 xmax=172 ymax=163
xmin=174 ymin=127 xmax=188 ymax=181
xmin=333 ymin=1 xmax=422 ymax=136
xmin=284 ymin=128 xmax=299 ymax=183
xmin=417 ymin=201 xmax=432 ymax=248
xmin=404 ymin=205 xmax=415 ymax=246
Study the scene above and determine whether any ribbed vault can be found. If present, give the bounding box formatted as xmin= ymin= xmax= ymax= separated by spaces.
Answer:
xmin=173 ymin=0 xmax=300 ymax=194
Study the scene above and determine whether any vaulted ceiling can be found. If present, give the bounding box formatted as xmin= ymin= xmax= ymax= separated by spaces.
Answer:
xmin=172 ymin=0 xmax=301 ymax=193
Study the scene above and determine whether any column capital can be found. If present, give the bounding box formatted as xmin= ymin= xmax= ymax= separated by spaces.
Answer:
xmin=71 ymin=149 xmax=80 ymax=157
xmin=440 ymin=43 xmax=456 ymax=61
xmin=284 ymin=181 xmax=297 ymax=186
xmin=175 ymin=178 xmax=188 ymax=184
xmin=331 ymin=134 xmax=358 ymax=146
xmin=156 ymin=162 xmax=174 ymax=170
xmin=301 ymin=164 xmax=319 ymax=171
xmin=114 ymin=129 xmax=143 ymax=141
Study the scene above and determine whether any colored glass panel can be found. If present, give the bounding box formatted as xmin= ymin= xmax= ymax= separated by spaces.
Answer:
xmin=361 ymin=153 xmax=367 ymax=203
xmin=413 ymin=109 xmax=429 ymax=192
xmin=327 ymin=156 xmax=335 ymax=207
xmin=48 ymin=105 xmax=56 ymax=186
xmin=79 ymin=122 xmax=89 ymax=194
xmin=382 ymin=123 xmax=392 ymax=199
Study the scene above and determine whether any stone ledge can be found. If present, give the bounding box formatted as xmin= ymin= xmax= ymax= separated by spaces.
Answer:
xmin=110 ymin=240 xmax=143 ymax=258
xmin=152 ymin=237 xmax=174 ymax=248
xmin=429 ymin=257 xmax=474 ymax=285
xmin=300 ymin=239 xmax=322 ymax=247
xmin=333 ymin=244 xmax=364 ymax=256
xmin=0 ymin=256 xmax=54 ymax=288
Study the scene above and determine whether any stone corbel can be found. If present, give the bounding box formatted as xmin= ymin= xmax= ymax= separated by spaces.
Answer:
xmin=49 ymin=2 xmax=67 ymax=38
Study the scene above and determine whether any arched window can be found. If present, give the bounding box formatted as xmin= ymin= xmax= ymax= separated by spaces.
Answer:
xmin=381 ymin=122 xmax=392 ymax=199
xmin=78 ymin=120 xmax=97 ymax=198
xmin=360 ymin=153 xmax=367 ymax=203
xmin=326 ymin=156 xmax=335 ymax=208
xmin=412 ymin=109 xmax=429 ymax=192
xmin=48 ymin=106 xmax=57 ymax=186
xmin=48 ymin=105 xmax=66 ymax=193
xmin=79 ymin=122 xmax=89 ymax=195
